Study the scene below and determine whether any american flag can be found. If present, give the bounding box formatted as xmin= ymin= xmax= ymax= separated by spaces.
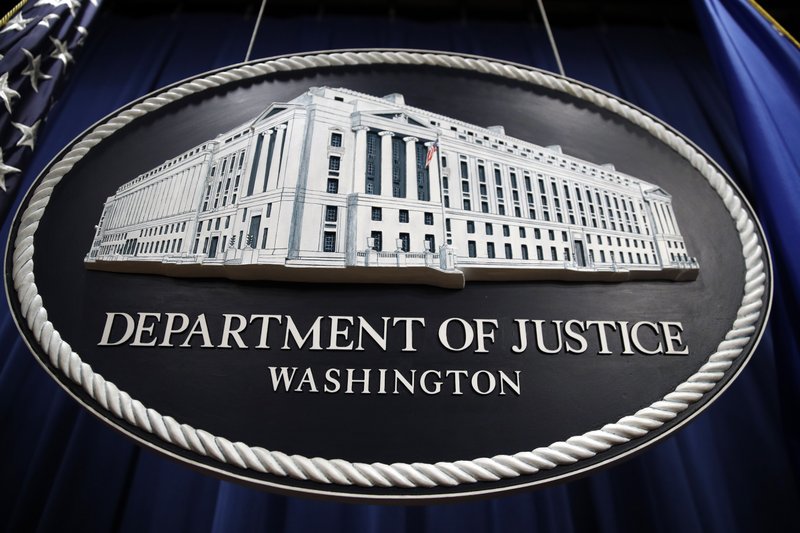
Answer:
xmin=424 ymin=138 xmax=439 ymax=168
xmin=0 ymin=0 xmax=102 ymax=221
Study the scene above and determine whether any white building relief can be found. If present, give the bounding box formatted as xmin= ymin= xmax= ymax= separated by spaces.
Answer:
xmin=85 ymin=87 xmax=699 ymax=289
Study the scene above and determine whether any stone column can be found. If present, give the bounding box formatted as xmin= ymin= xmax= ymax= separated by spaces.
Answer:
xmin=352 ymin=126 xmax=368 ymax=194
xmin=403 ymin=136 xmax=418 ymax=200
xmin=425 ymin=141 xmax=441 ymax=203
xmin=252 ymin=130 xmax=271 ymax=194
xmin=379 ymin=131 xmax=394 ymax=197
xmin=267 ymin=124 xmax=286 ymax=189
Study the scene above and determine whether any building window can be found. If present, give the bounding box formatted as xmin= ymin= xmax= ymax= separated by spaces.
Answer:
xmin=467 ymin=221 xmax=475 ymax=233
xmin=486 ymin=223 xmax=493 ymax=235
xmin=330 ymin=132 xmax=343 ymax=147
xmin=327 ymin=178 xmax=339 ymax=194
xmin=487 ymin=242 xmax=496 ymax=258
xmin=463 ymin=199 xmax=471 ymax=211
xmin=481 ymin=202 xmax=489 ymax=213
xmin=446 ymin=219 xmax=451 ymax=232
xmin=502 ymin=225 xmax=510 ymax=237
xmin=551 ymin=247 xmax=558 ymax=260
xmin=537 ymin=246 xmax=544 ymax=260
xmin=522 ymin=245 xmax=529 ymax=260
xmin=424 ymin=234 xmax=436 ymax=252
xmin=519 ymin=227 xmax=526 ymax=238
xmin=534 ymin=228 xmax=541 ymax=239
xmin=370 ymin=231 xmax=382 ymax=252
xmin=399 ymin=232 xmax=410 ymax=252
xmin=266 ymin=203 xmax=272 ymax=217
xmin=498 ymin=205 xmax=505 ymax=216
xmin=468 ymin=241 xmax=477 ymax=258
xmin=323 ymin=232 xmax=336 ymax=252
xmin=328 ymin=155 xmax=341 ymax=175
xmin=399 ymin=209 xmax=409 ymax=223
xmin=372 ymin=207 xmax=382 ymax=221
xmin=460 ymin=160 xmax=469 ymax=179
xmin=261 ymin=228 xmax=269 ymax=248
xmin=564 ymin=248 xmax=571 ymax=262
xmin=548 ymin=229 xmax=555 ymax=240
xmin=505 ymin=243 xmax=513 ymax=259
xmin=424 ymin=212 xmax=434 ymax=225
xmin=325 ymin=206 xmax=338 ymax=222
xmin=462 ymin=181 xmax=470 ymax=193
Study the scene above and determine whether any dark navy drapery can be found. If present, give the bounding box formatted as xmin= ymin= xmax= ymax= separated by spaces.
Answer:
xmin=1 ymin=2 xmax=798 ymax=531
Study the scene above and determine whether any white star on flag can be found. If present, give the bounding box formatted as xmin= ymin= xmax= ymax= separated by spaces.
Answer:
xmin=0 ymin=148 xmax=21 ymax=192
xmin=0 ymin=72 xmax=21 ymax=114
xmin=0 ymin=12 xmax=34 ymax=34
xmin=35 ymin=0 xmax=81 ymax=18
xmin=12 ymin=120 xmax=41 ymax=150
xmin=38 ymin=13 xmax=62 ymax=29
xmin=50 ymin=37 xmax=74 ymax=67
xmin=21 ymin=49 xmax=53 ymax=93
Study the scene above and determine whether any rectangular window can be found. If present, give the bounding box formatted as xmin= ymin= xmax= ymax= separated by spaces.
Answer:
xmin=551 ymin=247 xmax=558 ymax=261
xmin=399 ymin=209 xmax=409 ymax=223
xmin=521 ymin=244 xmax=529 ymax=260
xmin=505 ymin=243 xmax=513 ymax=259
xmin=460 ymin=160 xmax=469 ymax=179
xmin=330 ymin=132 xmax=343 ymax=147
xmin=486 ymin=223 xmax=493 ymax=235
xmin=463 ymin=199 xmax=471 ymax=211
xmin=424 ymin=234 xmax=436 ymax=252
xmin=424 ymin=212 xmax=434 ymax=225
xmin=519 ymin=227 xmax=526 ymax=238
xmin=370 ymin=230 xmax=382 ymax=252
xmin=481 ymin=202 xmax=489 ymax=213
xmin=535 ymin=228 xmax=541 ymax=239
xmin=399 ymin=232 xmax=410 ymax=252
xmin=327 ymin=178 xmax=339 ymax=194
xmin=445 ymin=219 xmax=451 ymax=232
xmin=487 ymin=242 xmax=496 ymax=258
xmin=496 ymin=187 xmax=504 ymax=199
xmin=495 ymin=168 xmax=502 ymax=185
xmin=325 ymin=206 xmax=338 ymax=222
xmin=564 ymin=247 xmax=570 ymax=262
xmin=467 ymin=221 xmax=475 ymax=233
xmin=562 ymin=231 xmax=568 ymax=241
xmin=323 ymin=232 xmax=336 ymax=252
xmin=261 ymin=228 xmax=269 ymax=248
xmin=468 ymin=240 xmax=477 ymax=258
xmin=371 ymin=207 xmax=382 ymax=221
xmin=462 ymin=181 xmax=470 ymax=193
xmin=328 ymin=155 xmax=341 ymax=175
xmin=503 ymin=225 xmax=510 ymax=237
xmin=478 ymin=165 xmax=486 ymax=183
xmin=498 ymin=205 xmax=506 ymax=216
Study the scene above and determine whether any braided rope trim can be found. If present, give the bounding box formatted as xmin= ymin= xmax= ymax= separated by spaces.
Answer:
xmin=11 ymin=51 xmax=767 ymax=490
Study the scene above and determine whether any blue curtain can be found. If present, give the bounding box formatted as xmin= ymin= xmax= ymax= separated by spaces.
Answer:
xmin=1 ymin=4 xmax=798 ymax=532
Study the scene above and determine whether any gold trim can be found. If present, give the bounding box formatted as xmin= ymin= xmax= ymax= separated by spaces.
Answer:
xmin=0 ymin=0 xmax=29 ymax=28
xmin=748 ymin=0 xmax=800 ymax=49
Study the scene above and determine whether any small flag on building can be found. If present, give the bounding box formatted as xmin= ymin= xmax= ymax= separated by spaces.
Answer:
xmin=425 ymin=138 xmax=439 ymax=168
xmin=0 ymin=0 xmax=102 ymax=222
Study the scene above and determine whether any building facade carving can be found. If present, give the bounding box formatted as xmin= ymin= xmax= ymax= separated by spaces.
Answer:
xmin=85 ymin=87 xmax=699 ymax=288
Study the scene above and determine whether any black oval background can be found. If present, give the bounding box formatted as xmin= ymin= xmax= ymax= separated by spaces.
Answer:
xmin=6 ymin=58 xmax=770 ymax=500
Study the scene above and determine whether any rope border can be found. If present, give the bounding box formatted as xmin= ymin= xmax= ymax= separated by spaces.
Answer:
xmin=9 ymin=50 xmax=768 ymax=491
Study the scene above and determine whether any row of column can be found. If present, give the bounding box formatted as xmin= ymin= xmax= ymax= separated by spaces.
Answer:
xmin=245 ymin=124 xmax=286 ymax=197
xmin=351 ymin=126 xmax=440 ymax=203
xmin=650 ymin=200 xmax=679 ymax=236
xmin=107 ymin=163 xmax=204 ymax=230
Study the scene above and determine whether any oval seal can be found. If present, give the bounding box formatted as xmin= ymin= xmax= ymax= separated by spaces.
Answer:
xmin=4 ymin=50 xmax=771 ymax=501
